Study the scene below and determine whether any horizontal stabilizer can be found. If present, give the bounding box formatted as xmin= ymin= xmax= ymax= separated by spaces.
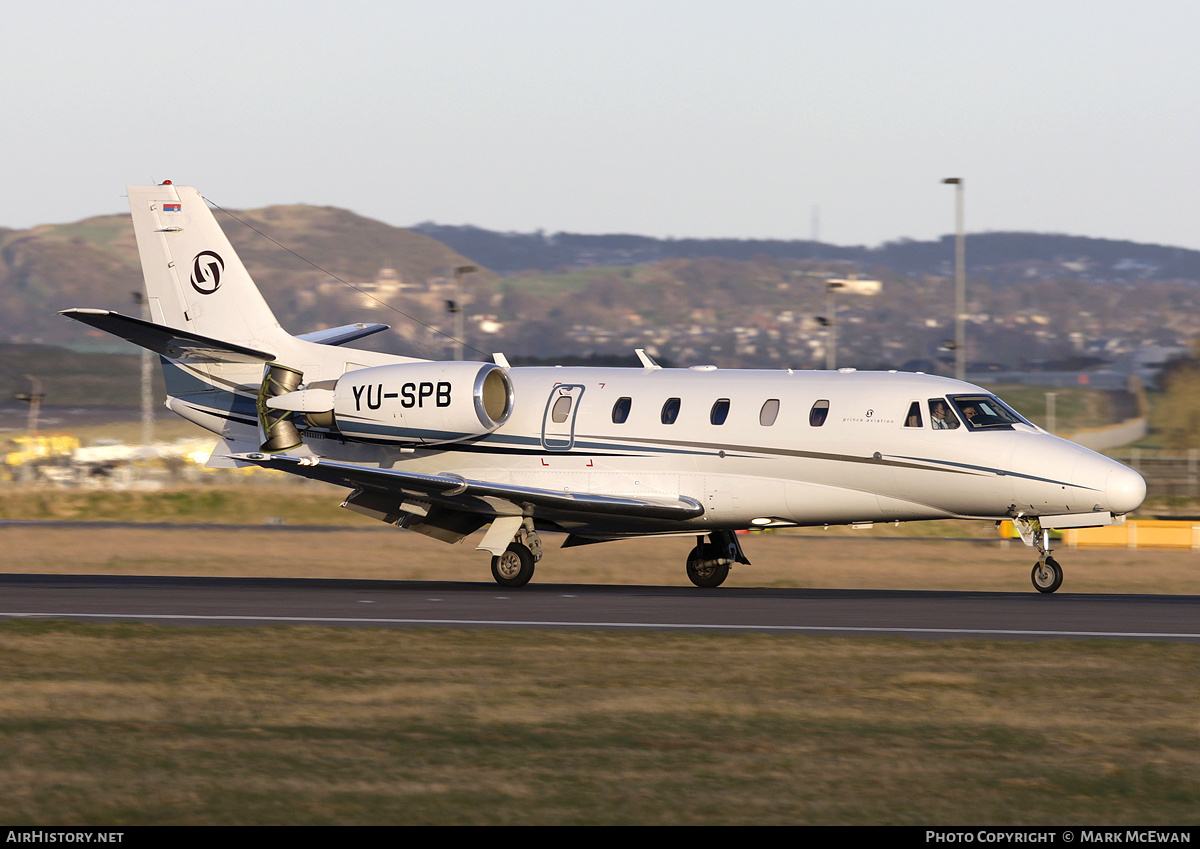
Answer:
xmin=60 ymin=309 xmax=276 ymax=363
xmin=231 ymin=453 xmax=706 ymax=522
xmin=296 ymin=323 xmax=390 ymax=346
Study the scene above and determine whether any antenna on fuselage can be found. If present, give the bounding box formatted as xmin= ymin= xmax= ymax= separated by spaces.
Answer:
xmin=635 ymin=349 xmax=662 ymax=370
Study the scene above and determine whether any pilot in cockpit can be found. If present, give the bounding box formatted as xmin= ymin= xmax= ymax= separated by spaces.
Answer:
xmin=930 ymin=400 xmax=959 ymax=430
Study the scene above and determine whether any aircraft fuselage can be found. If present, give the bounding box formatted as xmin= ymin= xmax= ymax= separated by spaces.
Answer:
xmin=169 ymin=362 xmax=1144 ymax=535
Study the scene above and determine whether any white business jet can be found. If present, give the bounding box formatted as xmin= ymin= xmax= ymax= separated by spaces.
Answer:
xmin=62 ymin=184 xmax=1146 ymax=593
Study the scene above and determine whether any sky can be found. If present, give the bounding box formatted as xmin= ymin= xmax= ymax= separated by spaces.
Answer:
xmin=4 ymin=0 xmax=1199 ymax=250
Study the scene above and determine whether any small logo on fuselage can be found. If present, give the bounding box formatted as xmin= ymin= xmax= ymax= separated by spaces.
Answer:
xmin=190 ymin=251 xmax=224 ymax=294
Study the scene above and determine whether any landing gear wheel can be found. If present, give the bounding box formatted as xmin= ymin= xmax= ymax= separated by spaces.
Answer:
xmin=491 ymin=543 xmax=535 ymax=588
xmin=1031 ymin=557 xmax=1063 ymax=594
xmin=686 ymin=545 xmax=730 ymax=588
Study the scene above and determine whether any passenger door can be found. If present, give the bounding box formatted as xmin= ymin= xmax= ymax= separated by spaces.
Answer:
xmin=541 ymin=384 xmax=585 ymax=451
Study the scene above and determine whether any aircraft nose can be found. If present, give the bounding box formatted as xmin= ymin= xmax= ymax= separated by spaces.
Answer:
xmin=1105 ymin=464 xmax=1146 ymax=515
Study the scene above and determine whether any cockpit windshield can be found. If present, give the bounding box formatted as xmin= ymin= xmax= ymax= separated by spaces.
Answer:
xmin=947 ymin=394 xmax=1029 ymax=430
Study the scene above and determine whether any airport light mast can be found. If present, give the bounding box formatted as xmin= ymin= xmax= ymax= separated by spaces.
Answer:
xmin=942 ymin=177 xmax=966 ymax=381
xmin=450 ymin=265 xmax=477 ymax=360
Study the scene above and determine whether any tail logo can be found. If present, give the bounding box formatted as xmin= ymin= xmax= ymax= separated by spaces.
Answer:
xmin=190 ymin=251 xmax=225 ymax=295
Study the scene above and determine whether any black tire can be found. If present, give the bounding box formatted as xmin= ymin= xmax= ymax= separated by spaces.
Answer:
xmin=686 ymin=544 xmax=730 ymax=588
xmin=1031 ymin=557 xmax=1063 ymax=594
xmin=491 ymin=543 xmax=535 ymax=588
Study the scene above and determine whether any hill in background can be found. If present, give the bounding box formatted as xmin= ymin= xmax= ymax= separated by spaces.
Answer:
xmin=0 ymin=204 xmax=483 ymax=354
xmin=411 ymin=222 xmax=1200 ymax=280
xmin=6 ymin=202 xmax=1200 ymax=372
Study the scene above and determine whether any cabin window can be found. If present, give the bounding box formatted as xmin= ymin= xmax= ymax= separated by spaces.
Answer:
xmin=905 ymin=401 xmax=923 ymax=428
xmin=759 ymin=399 xmax=780 ymax=426
xmin=551 ymin=396 xmax=573 ymax=424
xmin=661 ymin=397 xmax=681 ymax=425
xmin=710 ymin=398 xmax=730 ymax=425
xmin=612 ymin=397 xmax=632 ymax=424
xmin=928 ymin=398 xmax=960 ymax=430
xmin=808 ymin=400 xmax=829 ymax=427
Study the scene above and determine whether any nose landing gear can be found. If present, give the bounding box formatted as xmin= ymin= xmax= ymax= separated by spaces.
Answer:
xmin=1013 ymin=516 xmax=1065 ymax=594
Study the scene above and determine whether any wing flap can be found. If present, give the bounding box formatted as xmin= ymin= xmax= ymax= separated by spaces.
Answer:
xmin=230 ymin=453 xmax=705 ymax=521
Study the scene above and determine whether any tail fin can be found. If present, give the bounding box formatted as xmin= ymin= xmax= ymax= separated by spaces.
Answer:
xmin=127 ymin=183 xmax=288 ymax=350
xmin=123 ymin=184 xmax=291 ymax=448
xmin=64 ymin=184 xmax=414 ymax=455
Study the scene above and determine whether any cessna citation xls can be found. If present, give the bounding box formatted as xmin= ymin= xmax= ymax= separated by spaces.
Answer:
xmin=62 ymin=183 xmax=1146 ymax=593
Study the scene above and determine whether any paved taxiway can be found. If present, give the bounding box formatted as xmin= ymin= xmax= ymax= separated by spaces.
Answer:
xmin=1 ymin=574 xmax=1198 ymax=641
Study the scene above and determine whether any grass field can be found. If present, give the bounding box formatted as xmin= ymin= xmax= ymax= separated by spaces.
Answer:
xmin=0 ymin=622 xmax=1197 ymax=825
xmin=2 ymin=489 xmax=1198 ymax=824
xmin=2 ymin=521 xmax=1199 ymax=594
xmin=979 ymin=384 xmax=1122 ymax=436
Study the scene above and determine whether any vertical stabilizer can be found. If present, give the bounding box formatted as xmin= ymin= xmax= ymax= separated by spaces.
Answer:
xmin=62 ymin=183 xmax=420 ymax=452
xmin=127 ymin=184 xmax=287 ymax=351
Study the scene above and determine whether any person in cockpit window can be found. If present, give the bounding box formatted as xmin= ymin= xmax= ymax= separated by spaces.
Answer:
xmin=930 ymin=399 xmax=959 ymax=430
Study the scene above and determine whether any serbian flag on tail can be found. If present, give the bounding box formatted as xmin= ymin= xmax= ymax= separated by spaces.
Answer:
xmin=164 ymin=203 xmax=181 ymax=213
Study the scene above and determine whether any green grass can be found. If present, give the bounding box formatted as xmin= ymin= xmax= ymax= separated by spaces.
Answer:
xmin=0 ymin=485 xmax=374 ymax=526
xmin=0 ymin=622 xmax=1197 ymax=825
xmin=980 ymin=384 xmax=1118 ymax=434
xmin=0 ymin=344 xmax=163 ymax=408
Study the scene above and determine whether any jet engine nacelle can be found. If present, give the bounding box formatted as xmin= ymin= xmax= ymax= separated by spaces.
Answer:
xmin=330 ymin=361 xmax=514 ymax=445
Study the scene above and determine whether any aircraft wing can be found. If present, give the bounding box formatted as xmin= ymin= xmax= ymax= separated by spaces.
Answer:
xmin=60 ymin=309 xmax=276 ymax=363
xmin=230 ymin=452 xmax=705 ymax=522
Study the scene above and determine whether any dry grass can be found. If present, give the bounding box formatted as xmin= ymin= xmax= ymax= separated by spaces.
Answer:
xmin=0 ymin=484 xmax=377 ymax=527
xmin=0 ymin=624 xmax=1197 ymax=825
xmin=3 ymin=491 xmax=1199 ymax=824
xmin=1 ymin=483 xmax=1194 ymax=593
xmin=2 ymin=522 xmax=1198 ymax=594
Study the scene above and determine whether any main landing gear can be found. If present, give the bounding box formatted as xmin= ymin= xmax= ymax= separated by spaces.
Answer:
xmin=1013 ymin=516 xmax=1064 ymax=594
xmin=486 ymin=524 xmax=752 ymax=590
xmin=685 ymin=530 xmax=750 ymax=588
xmin=489 ymin=521 xmax=543 ymax=588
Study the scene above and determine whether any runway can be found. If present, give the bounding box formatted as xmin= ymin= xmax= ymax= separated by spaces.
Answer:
xmin=2 ymin=574 xmax=1199 ymax=641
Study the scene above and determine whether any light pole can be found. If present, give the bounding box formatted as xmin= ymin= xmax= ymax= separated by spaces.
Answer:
xmin=942 ymin=178 xmax=966 ymax=381
xmin=450 ymin=265 xmax=477 ymax=360
xmin=823 ymin=280 xmax=846 ymax=370
xmin=14 ymin=375 xmax=42 ymax=483
xmin=16 ymin=375 xmax=42 ymax=436
xmin=133 ymin=292 xmax=154 ymax=445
